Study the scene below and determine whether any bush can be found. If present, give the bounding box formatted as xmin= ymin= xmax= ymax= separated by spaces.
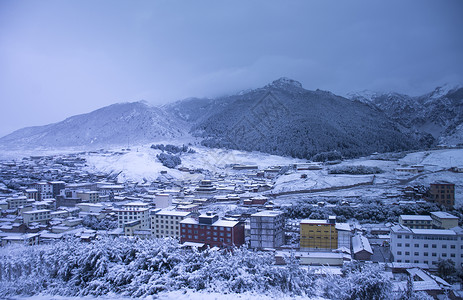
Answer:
xmin=311 ymin=150 xmax=342 ymax=162
xmin=157 ymin=153 xmax=182 ymax=168
xmin=329 ymin=165 xmax=383 ymax=175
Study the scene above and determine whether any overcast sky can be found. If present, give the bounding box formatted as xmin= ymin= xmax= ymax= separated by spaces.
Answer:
xmin=0 ymin=0 xmax=462 ymax=137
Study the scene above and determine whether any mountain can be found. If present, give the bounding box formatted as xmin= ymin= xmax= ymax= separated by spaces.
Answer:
xmin=0 ymin=101 xmax=188 ymax=148
xmin=167 ymin=77 xmax=428 ymax=159
xmin=348 ymin=85 xmax=463 ymax=145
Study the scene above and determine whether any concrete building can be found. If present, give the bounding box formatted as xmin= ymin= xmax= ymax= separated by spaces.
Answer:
xmin=154 ymin=194 xmax=172 ymax=209
xmin=76 ymin=191 xmax=100 ymax=203
xmin=49 ymin=181 xmax=66 ymax=198
xmin=34 ymin=182 xmax=53 ymax=201
xmin=22 ymin=209 xmax=51 ymax=226
xmin=300 ymin=216 xmax=337 ymax=251
xmin=116 ymin=201 xmax=150 ymax=230
xmin=7 ymin=196 xmax=33 ymax=209
xmin=151 ymin=209 xmax=191 ymax=239
xmin=399 ymin=215 xmax=433 ymax=229
xmin=431 ymin=211 xmax=459 ymax=229
xmin=250 ymin=210 xmax=285 ymax=249
xmin=429 ymin=181 xmax=455 ymax=208
xmin=180 ymin=212 xmax=245 ymax=248
xmin=390 ymin=224 xmax=463 ymax=269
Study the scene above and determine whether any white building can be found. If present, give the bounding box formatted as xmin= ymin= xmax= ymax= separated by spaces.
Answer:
xmin=154 ymin=194 xmax=173 ymax=209
xmin=390 ymin=224 xmax=463 ymax=269
xmin=151 ymin=209 xmax=191 ymax=239
xmin=399 ymin=215 xmax=433 ymax=229
xmin=22 ymin=209 xmax=51 ymax=226
xmin=250 ymin=210 xmax=285 ymax=249
xmin=116 ymin=201 xmax=150 ymax=230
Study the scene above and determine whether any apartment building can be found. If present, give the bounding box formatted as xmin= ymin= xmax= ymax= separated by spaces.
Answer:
xmin=300 ymin=216 xmax=337 ymax=251
xmin=76 ymin=191 xmax=100 ymax=203
xmin=390 ymin=224 xmax=463 ymax=269
xmin=180 ymin=212 xmax=245 ymax=248
xmin=116 ymin=201 xmax=150 ymax=230
xmin=250 ymin=210 xmax=285 ymax=249
xmin=151 ymin=209 xmax=191 ymax=239
xmin=7 ymin=196 xmax=33 ymax=209
xmin=399 ymin=215 xmax=433 ymax=229
xmin=22 ymin=209 xmax=51 ymax=226
xmin=429 ymin=181 xmax=455 ymax=207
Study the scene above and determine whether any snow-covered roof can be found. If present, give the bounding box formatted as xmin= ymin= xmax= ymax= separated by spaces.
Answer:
xmin=335 ymin=223 xmax=350 ymax=231
xmin=300 ymin=219 xmax=330 ymax=225
xmin=400 ymin=215 xmax=432 ymax=221
xmin=155 ymin=210 xmax=191 ymax=217
xmin=251 ymin=210 xmax=284 ymax=217
xmin=430 ymin=211 xmax=458 ymax=219
xmin=352 ymin=234 xmax=373 ymax=254
xmin=213 ymin=219 xmax=239 ymax=227
xmin=412 ymin=229 xmax=456 ymax=236
xmin=22 ymin=209 xmax=51 ymax=215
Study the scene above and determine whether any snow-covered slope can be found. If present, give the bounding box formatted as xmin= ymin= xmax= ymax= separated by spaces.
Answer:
xmin=348 ymin=85 xmax=463 ymax=145
xmin=0 ymin=101 xmax=190 ymax=149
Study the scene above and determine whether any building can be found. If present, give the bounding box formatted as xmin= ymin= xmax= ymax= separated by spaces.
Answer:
xmin=300 ymin=216 xmax=338 ymax=251
xmin=34 ymin=182 xmax=53 ymax=201
xmin=390 ymin=224 xmax=463 ymax=269
xmin=180 ymin=212 xmax=245 ymax=248
xmin=195 ymin=180 xmax=217 ymax=195
xmin=76 ymin=191 xmax=100 ymax=203
xmin=6 ymin=196 xmax=33 ymax=209
xmin=49 ymin=181 xmax=66 ymax=198
xmin=336 ymin=222 xmax=352 ymax=250
xmin=399 ymin=215 xmax=433 ymax=229
xmin=151 ymin=209 xmax=191 ymax=239
xmin=154 ymin=194 xmax=172 ymax=209
xmin=429 ymin=181 xmax=455 ymax=207
xmin=24 ymin=189 xmax=38 ymax=201
xmin=116 ymin=201 xmax=150 ymax=231
xmin=431 ymin=211 xmax=459 ymax=229
xmin=250 ymin=210 xmax=285 ymax=249
xmin=22 ymin=209 xmax=51 ymax=226
xmin=352 ymin=234 xmax=373 ymax=261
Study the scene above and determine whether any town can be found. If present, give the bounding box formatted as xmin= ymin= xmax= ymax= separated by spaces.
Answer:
xmin=1 ymin=147 xmax=463 ymax=299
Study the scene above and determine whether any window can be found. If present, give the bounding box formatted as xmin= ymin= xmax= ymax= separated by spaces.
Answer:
xmin=451 ymin=245 xmax=456 ymax=249
xmin=398 ymin=243 xmax=402 ymax=247
xmin=405 ymin=252 xmax=410 ymax=255
xmin=442 ymin=245 xmax=447 ymax=249
xmin=424 ymin=252 xmax=428 ymax=256
xmin=414 ymin=244 xmax=419 ymax=248
xmin=442 ymin=253 xmax=447 ymax=257
xmin=405 ymin=243 xmax=410 ymax=247
xmin=414 ymin=252 xmax=419 ymax=256
xmin=424 ymin=244 xmax=428 ymax=248
xmin=432 ymin=244 xmax=437 ymax=248
xmin=397 ymin=251 xmax=402 ymax=255
xmin=432 ymin=253 xmax=437 ymax=257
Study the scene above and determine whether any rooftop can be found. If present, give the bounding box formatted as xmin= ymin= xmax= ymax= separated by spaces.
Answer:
xmin=430 ymin=211 xmax=458 ymax=219
xmin=400 ymin=215 xmax=432 ymax=221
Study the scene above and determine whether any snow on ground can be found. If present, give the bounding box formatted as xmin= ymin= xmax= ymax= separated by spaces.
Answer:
xmin=273 ymin=170 xmax=373 ymax=194
xmin=14 ymin=291 xmax=325 ymax=300
xmin=83 ymin=145 xmax=304 ymax=183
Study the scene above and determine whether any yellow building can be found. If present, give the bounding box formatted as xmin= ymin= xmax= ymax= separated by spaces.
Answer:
xmin=300 ymin=217 xmax=338 ymax=251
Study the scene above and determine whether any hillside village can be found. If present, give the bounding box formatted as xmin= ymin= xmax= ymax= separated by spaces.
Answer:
xmin=1 ymin=146 xmax=463 ymax=298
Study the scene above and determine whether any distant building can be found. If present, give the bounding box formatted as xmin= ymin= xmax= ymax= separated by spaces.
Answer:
xmin=154 ymin=194 xmax=172 ymax=209
xmin=180 ymin=212 xmax=245 ymax=248
xmin=76 ymin=191 xmax=100 ymax=203
xmin=399 ymin=215 xmax=433 ymax=229
xmin=151 ymin=209 xmax=191 ymax=239
xmin=6 ymin=196 xmax=33 ymax=209
xmin=34 ymin=182 xmax=53 ymax=201
xmin=430 ymin=211 xmax=459 ymax=229
xmin=49 ymin=181 xmax=66 ymax=198
xmin=250 ymin=210 xmax=285 ymax=249
xmin=428 ymin=181 xmax=455 ymax=208
xmin=195 ymin=180 xmax=217 ymax=195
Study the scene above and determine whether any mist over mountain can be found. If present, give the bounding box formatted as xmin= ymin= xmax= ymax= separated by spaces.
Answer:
xmin=348 ymin=85 xmax=463 ymax=146
xmin=167 ymin=78 xmax=429 ymax=159
xmin=1 ymin=78 xmax=460 ymax=158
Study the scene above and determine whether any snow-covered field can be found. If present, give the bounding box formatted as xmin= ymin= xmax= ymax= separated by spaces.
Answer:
xmin=14 ymin=290 xmax=326 ymax=300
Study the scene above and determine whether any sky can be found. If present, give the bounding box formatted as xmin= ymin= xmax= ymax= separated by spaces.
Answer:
xmin=0 ymin=0 xmax=462 ymax=137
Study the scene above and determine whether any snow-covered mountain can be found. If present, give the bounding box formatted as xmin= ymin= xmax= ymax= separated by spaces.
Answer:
xmin=348 ymin=85 xmax=463 ymax=145
xmin=0 ymin=101 xmax=189 ymax=148
xmin=1 ymin=78 xmax=459 ymax=156
xmin=167 ymin=77 xmax=429 ymax=159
